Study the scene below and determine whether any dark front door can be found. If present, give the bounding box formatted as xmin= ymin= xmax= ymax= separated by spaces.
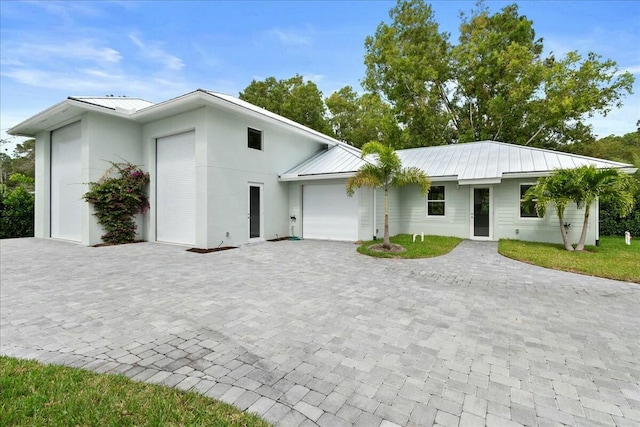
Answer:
xmin=249 ymin=185 xmax=261 ymax=239
xmin=473 ymin=187 xmax=490 ymax=238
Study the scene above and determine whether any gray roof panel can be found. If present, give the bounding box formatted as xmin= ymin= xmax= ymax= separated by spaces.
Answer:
xmin=283 ymin=140 xmax=635 ymax=182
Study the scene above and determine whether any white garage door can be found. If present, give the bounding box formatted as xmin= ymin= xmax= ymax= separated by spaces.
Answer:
xmin=303 ymin=183 xmax=358 ymax=241
xmin=51 ymin=122 xmax=82 ymax=241
xmin=156 ymin=131 xmax=196 ymax=245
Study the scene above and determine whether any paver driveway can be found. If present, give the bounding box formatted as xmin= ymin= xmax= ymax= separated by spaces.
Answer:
xmin=1 ymin=238 xmax=639 ymax=427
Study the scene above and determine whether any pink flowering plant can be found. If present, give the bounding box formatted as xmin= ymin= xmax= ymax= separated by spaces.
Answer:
xmin=83 ymin=162 xmax=150 ymax=244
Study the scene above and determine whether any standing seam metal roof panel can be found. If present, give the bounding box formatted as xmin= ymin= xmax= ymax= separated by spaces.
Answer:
xmin=283 ymin=141 xmax=634 ymax=181
xmin=69 ymin=97 xmax=154 ymax=111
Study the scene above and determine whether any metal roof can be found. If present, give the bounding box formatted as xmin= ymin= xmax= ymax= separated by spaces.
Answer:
xmin=69 ymin=96 xmax=154 ymax=112
xmin=282 ymin=144 xmax=368 ymax=179
xmin=281 ymin=141 xmax=636 ymax=183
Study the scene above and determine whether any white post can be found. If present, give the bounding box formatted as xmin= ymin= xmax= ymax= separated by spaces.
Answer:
xmin=625 ymin=231 xmax=631 ymax=245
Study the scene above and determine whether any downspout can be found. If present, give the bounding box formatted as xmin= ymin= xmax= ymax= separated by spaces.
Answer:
xmin=595 ymin=197 xmax=600 ymax=246
xmin=373 ymin=188 xmax=377 ymax=240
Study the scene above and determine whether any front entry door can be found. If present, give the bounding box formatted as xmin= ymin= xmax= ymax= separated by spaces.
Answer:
xmin=471 ymin=187 xmax=492 ymax=239
xmin=248 ymin=183 xmax=263 ymax=240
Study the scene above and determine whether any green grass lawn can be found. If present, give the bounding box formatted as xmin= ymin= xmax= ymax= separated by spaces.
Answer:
xmin=357 ymin=233 xmax=463 ymax=258
xmin=499 ymin=236 xmax=640 ymax=283
xmin=0 ymin=356 xmax=271 ymax=427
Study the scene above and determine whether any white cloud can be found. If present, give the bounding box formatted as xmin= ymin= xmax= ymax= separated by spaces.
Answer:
xmin=622 ymin=64 xmax=640 ymax=75
xmin=268 ymin=27 xmax=313 ymax=47
xmin=2 ymin=40 xmax=122 ymax=65
xmin=129 ymin=33 xmax=184 ymax=71
xmin=302 ymin=73 xmax=325 ymax=84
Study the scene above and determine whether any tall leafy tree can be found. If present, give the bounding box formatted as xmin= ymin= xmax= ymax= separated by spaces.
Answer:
xmin=11 ymin=139 xmax=35 ymax=179
xmin=326 ymin=86 xmax=400 ymax=148
xmin=363 ymin=0 xmax=634 ymax=148
xmin=346 ymin=142 xmax=430 ymax=249
xmin=364 ymin=0 xmax=453 ymax=147
xmin=239 ymin=75 xmax=331 ymax=135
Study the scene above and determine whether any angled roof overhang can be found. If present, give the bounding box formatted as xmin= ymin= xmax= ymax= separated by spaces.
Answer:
xmin=131 ymin=89 xmax=343 ymax=147
xmin=7 ymin=96 xmax=153 ymax=137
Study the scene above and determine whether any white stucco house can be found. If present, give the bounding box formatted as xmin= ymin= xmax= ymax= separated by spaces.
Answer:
xmin=8 ymin=89 xmax=635 ymax=248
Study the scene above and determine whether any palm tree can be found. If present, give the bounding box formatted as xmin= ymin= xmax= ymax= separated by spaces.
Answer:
xmin=523 ymin=165 xmax=636 ymax=251
xmin=346 ymin=141 xmax=430 ymax=250
xmin=572 ymin=166 xmax=635 ymax=251
xmin=522 ymin=169 xmax=579 ymax=251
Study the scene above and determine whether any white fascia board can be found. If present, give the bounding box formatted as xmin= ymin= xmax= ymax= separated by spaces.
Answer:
xmin=279 ymin=172 xmax=356 ymax=182
xmin=458 ymin=177 xmax=502 ymax=185
xmin=501 ymin=172 xmax=549 ymax=179
xmin=8 ymin=99 xmax=131 ymax=137
xmin=430 ymin=175 xmax=459 ymax=182
xmin=133 ymin=90 xmax=339 ymax=147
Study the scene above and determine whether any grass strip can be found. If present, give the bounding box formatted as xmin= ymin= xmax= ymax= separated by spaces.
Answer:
xmin=357 ymin=233 xmax=462 ymax=259
xmin=498 ymin=236 xmax=639 ymax=283
xmin=0 ymin=356 xmax=271 ymax=427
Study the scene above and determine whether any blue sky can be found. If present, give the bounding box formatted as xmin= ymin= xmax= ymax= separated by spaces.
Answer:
xmin=1 ymin=1 xmax=639 ymax=152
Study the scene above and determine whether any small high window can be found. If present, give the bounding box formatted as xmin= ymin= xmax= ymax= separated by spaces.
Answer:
xmin=427 ymin=185 xmax=445 ymax=216
xmin=248 ymin=128 xmax=262 ymax=150
xmin=520 ymin=184 xmax=538 ymax=218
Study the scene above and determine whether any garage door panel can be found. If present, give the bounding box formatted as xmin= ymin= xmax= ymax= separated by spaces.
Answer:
xmin=303 ymin=183 xmax=358 ymax=241
xmin=51 ymin=122 xmax=82 ymax=241
xmin=156 ymin=132 xmax=196 ymax=245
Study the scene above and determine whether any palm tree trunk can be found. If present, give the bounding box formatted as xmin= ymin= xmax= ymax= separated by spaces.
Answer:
xmin=559 ymin=216 xmax=574 ymax=251
xmin=575 ymin=203 xmax=591 ymax=251
xmin=383 ymin=188 xmax=391 ymax=249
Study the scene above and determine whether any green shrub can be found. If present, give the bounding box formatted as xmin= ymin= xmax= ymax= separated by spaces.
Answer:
xmin=600 ymin=196 xmax=640 ymax=236
xmin=0 ymin=174 xmax=35 ymax=239
xmin=83 ymin=162 xmax=150 ymax=244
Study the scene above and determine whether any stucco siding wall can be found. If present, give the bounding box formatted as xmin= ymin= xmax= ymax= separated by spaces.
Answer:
xmin=205 ymin=107 xmax=325 ymax=246
xmin=398 ymin=183 xmax=469 ymax=238
xmin=141 ymin=108 xmax=206 ymax=246
xmin=84 ymin=113 xmax=143 ymax=245
xmin=34 ymin=130 xmax=51 ymax=239
xmin=494 ymin=178 xmax=597 ymax=245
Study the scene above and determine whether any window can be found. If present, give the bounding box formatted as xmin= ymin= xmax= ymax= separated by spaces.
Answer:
xmin=427 ymin=185 xmax=445 ymax=216
xmin=248 ymin=128 xmax=262 ymax=150
xmin=520 ymin=184 xmax=538 ymax=218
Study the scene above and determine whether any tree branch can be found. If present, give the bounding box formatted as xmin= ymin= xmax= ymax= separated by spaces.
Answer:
xmin=525 ymin=124 xmax=546 ymax=146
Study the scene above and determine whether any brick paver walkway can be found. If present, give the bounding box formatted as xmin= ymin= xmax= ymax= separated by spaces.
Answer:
xmin=1 ymin=238 xmax=638 ymax=426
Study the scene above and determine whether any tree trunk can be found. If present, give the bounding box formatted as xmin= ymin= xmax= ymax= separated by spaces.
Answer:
xmin=559 ymin=215 xmax=574 ymax=251
xmin=383 ymin=188 xmax=391 ymax=250
xmin=575 ymin=203 xmax=591 ymax=251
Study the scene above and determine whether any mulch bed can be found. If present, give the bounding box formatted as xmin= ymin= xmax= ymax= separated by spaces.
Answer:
xmin=367 ymin=243 xmax=406 ymax=253
xmin=186 ymin=247 xmax=238 ymax=254
xmin=267 ymin=236 xmax=290 ymax=242
xmin=92 ymin=240 xmax=146 ymax=247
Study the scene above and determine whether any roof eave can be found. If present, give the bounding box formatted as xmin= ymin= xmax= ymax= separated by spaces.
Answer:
xmin=132 ymin=89 xmax=340 ymax=147
xmin=279 ymin=171 xmax=357 ymax=182
xmin=8 ymin=98 xmax=133 ymax=137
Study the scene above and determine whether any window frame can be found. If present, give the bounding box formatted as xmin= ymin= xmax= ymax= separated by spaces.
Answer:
xmin=519 ymin=183 xmax=540 ymax=219
xmin=426 ymin=185 xmax=446 ymax=217
xmin=247 ymin=127 xmax=263 ymax=151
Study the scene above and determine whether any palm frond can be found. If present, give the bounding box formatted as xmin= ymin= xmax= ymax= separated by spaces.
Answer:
xmin=346 ymin=166 xmax=383 ymax=196
xmin=391 ymin=167 xmax=431 ymax=194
